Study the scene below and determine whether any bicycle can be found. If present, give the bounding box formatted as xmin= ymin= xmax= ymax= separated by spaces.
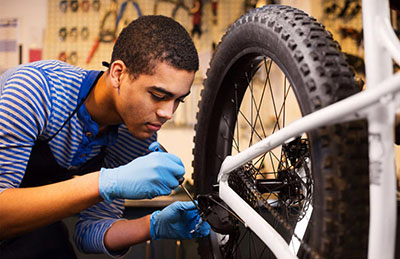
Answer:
xmin=192 ymin=0 xmax=400 ymax=258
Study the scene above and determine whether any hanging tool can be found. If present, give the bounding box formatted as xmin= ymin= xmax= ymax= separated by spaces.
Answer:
xmin=86 ymin=0 xmax=118 ymax=64
xmin=153 ymin=0 xmax=190 ymax=19
xmin=211 ymin=0 xmax=218 ymax=25
xmin=190 ymin=0 xmax=202 ymax=38
xmin=116 ymin=0 xmax=142 ymax=32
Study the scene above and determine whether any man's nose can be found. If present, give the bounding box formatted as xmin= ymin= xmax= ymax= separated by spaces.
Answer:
xmin=156 ymin=101 xmax=175 ymax=120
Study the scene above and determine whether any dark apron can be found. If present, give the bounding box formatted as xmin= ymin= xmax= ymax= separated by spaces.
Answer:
xmin=0 ymin=141 xmax=106 ymax=259
xmin=0 ymin=71 xmax=105 ymax=258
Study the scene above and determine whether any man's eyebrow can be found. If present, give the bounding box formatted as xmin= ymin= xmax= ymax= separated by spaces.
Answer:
xmin=150 ymin=86 xmax=191 ymax=99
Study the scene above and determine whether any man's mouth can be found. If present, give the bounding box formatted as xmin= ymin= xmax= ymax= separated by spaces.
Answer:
xmin=146 ymin=122 xmax=162 ymax=132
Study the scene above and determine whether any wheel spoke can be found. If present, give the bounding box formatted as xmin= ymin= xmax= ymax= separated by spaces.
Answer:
xmin=250 ymin=232 xmax=259 ymax=258
xmin=245 ymin=71 xmax=255 ymax=147
xmin=266 ymin=62 xmax=280 ymax=131
xmin=271 ymin=82 xmax=293 ymax=134
xmin=235 ymin=83 xmax=240 ymax=151
xmin=223 ymin=115 xmax=240 ymax=153
xmin=232 ymin=227 xmax=251 ymax=256
xmin=283 ymin=77 xmax=288 ymax=128
xmin=238 ymin=109 xmax=264 ymax=141
xmin=259 ymin=245 xmax=268 ymax=258
xmin=246 ymin=59 xmax=270 ymax=144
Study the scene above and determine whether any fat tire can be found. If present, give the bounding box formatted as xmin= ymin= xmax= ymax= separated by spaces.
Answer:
xmin=192 ymin=5 xmax=369 ymax=259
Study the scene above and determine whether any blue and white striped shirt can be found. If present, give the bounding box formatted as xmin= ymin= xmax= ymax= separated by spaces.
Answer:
xmin=0 ymin=60 xmax=156 ymax=256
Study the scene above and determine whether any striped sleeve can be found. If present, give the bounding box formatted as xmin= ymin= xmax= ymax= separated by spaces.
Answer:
xmin=0 ymin=67 xmax=51 ymax=192
xmin=74 ymin=125 xmax=157 ymax=256
xmin=74 ymin=199 xmax=128 ymax=257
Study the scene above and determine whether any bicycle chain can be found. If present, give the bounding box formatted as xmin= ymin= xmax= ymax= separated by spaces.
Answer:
xmin=228 ymin=164 xmax=321 ymax=259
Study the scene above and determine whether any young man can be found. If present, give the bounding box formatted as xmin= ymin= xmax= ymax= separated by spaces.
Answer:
xmin=0 ymin=15 xmax=209 ymax=257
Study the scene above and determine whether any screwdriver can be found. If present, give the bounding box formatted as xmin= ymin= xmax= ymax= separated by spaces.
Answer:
xmin=178 ymin=177 xmax=201 ymax=211
xmin=150 ymin=142 xmax=201 ymax=211
xmin=176 ymin=176 xmax=204 ymax=233
xmin=150 ymin=142 xmax=205 ymax=233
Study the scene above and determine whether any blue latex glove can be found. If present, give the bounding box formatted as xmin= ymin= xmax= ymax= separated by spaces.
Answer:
xmin=99 ymin=151 xmax=185 ymax=202
xmin=150 ymin=201 xmax=211 ymax=240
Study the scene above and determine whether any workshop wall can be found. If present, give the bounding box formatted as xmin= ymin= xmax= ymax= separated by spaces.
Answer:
xmin=43 ymin=0 xmax=242 ymax=73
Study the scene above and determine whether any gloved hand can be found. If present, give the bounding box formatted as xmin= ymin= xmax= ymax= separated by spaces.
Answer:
xmin=98 ymin=152 xmax=185 ymax=202
xmin=150 ymin=201 xmax=211 ymax=240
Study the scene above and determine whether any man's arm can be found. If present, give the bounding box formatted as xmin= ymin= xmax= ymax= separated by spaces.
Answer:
xmin=104 ymin=215 xmax=151 ymax=252
xmin=0 ymin=171 xmax=102 ymax=240
xmin=103 ymin=201 xmax=211 ymax=253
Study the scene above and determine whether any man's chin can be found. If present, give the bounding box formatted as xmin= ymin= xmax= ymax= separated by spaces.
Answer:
xmin=131 ymin=130 xmax=156 ymax=140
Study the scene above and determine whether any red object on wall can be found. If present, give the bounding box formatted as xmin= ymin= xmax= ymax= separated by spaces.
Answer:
xmin=29 ymin=48 xmax=42 ymax=62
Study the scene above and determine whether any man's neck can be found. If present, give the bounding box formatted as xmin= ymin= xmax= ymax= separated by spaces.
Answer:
xmin=84 ymin=72 xmax=121 ymax=129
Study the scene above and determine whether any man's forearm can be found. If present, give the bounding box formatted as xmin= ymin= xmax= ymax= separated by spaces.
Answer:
xmin=0 ymin=171 xmax=102 ymax=239
xmin=104 ymin=215 xmax=151 ymax=252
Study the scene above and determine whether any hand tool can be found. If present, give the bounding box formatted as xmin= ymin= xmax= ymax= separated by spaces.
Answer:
xmin=116 ymin=0 xmax=142 ymax=29
xmin=86 ymin=0 xmax=118 ymax=64
xmin=178 ymin=177 xmax=201 ymax=211
xmin=150 ymin=142 xmax=204 ymax=233
xmin=150 ymin=142 xmax=200 ymax=211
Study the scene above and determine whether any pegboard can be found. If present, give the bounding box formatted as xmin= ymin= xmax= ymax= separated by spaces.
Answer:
xmin=43 ymin=0 xmax=256 ymax=69
xmin=44 ymin=0 xmax=150 ymax=70
xmin=42 ymin=0 xmax=277 ymax=126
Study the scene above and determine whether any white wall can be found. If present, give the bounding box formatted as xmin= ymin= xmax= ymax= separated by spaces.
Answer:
xmin=0 ymin=0 xmax=47 ymax=64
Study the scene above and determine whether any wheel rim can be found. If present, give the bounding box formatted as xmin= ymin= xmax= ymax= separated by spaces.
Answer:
xmin=208 ymin=54 xmax=315 ymax=258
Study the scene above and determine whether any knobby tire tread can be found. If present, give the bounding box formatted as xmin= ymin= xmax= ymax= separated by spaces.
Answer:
xmin=193 ymin=5 xmax=369 ymax=258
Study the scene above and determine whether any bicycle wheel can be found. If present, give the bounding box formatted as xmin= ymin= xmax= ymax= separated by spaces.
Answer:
xmin=193 ymin=5 xmax=369 ymax=259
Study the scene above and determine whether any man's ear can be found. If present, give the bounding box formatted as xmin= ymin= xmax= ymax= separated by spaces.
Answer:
xmin=109 ymin=60 xmax=126 ymax=88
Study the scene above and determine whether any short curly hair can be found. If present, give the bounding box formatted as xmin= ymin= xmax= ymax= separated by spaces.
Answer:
xmin=111 ymin=15 xmax=199 ymax=77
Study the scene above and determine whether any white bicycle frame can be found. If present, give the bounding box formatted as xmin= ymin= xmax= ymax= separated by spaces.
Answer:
xmin=216 ymin=0 xmax=400 ymax=258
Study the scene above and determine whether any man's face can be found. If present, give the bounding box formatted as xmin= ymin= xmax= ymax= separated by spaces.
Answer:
xmin=116 ymin=62 xmax=195 ymax=139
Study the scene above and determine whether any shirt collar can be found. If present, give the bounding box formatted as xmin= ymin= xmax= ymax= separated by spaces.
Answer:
xmin=76 ymin=71 xmax=119 ymax=145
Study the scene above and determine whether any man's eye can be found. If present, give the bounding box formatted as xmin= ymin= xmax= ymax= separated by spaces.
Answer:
xmin=151 ymin=93 xmax=165 ymax=101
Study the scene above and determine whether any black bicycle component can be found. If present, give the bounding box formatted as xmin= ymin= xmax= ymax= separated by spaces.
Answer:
xmin=197 ymin=193 xmax=238 ymax=235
